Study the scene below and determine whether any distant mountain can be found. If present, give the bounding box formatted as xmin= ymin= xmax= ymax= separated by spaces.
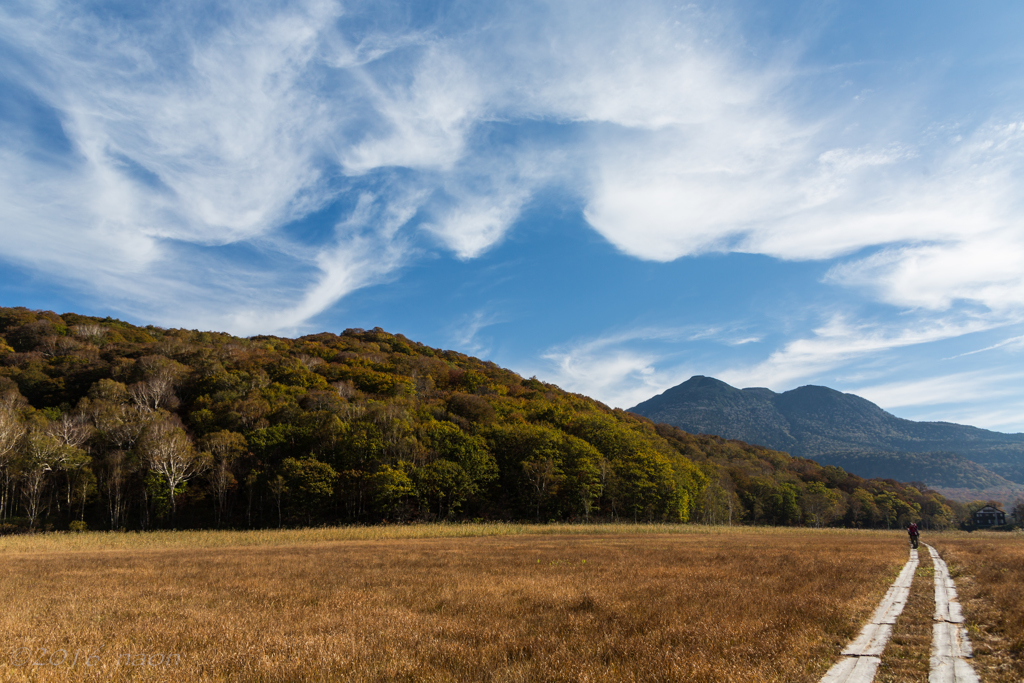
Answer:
xmin=628 ymin=376 xmax=1024 ymax=496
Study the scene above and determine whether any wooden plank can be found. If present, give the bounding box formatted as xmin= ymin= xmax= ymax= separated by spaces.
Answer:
xmin=925 ymin=545 xmax=979 ymax=683
xmin=841 ymin=623 xmax=892 ymax=657
xmin=820 ymin=655 xmax=882 ymax=683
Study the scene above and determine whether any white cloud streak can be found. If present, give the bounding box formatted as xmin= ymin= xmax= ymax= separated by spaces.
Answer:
xmin=935 ymin=404 xmax=1024 ymax=435
xmin=449 ymin=309 xmax=504 ymax=357
xmin=532 ymin=326 xmax=720 ymax=409
xmin=540 ymin=345 xmax=665 ymax=410
xmin=0 ymin=0 xmax=357 ymax=330
xmin=851 ymin=371 xmax=1024 ymax=411
xmin=716 ymin=315 xmax=999 ymax=390
xmin=946 ymin=334 xmax=1024 ymax=360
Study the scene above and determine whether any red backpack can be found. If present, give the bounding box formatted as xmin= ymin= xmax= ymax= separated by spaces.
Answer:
xmin=908 ymin=523 xmax=919 ymax=535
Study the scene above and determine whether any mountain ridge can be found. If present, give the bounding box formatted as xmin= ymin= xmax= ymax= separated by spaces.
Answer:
xmin=629 ymin=375 xmax=1024 ymax=496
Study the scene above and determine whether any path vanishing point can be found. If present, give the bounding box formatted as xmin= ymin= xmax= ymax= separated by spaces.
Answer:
xmin=820 ymin=544 xmax=979 ymax=683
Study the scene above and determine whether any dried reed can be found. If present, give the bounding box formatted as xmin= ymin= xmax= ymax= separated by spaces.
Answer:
xmin=0 ymin=527 xmax=908 ymax=682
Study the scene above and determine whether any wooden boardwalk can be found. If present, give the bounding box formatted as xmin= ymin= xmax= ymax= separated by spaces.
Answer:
xmin=926 ymin=544 xmax=979 ymax=683
xmin=820 ymin=549 xmax=918 ymax=683
xmin=819 ymin=545 xmax=980 ymax=683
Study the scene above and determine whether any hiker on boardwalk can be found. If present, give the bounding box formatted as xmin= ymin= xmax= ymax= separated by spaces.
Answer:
xmin=907 ymin=522 xmax=920 ymax=549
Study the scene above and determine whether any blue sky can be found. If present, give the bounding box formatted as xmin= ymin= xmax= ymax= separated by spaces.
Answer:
xmin=3 ymin=0 xmax=1024 ymax=431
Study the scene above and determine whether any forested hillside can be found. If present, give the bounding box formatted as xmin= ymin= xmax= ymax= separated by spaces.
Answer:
xmin=0 ymin=307 xmax=964 ymax=532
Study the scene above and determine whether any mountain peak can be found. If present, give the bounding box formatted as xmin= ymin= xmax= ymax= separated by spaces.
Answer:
xmin=628 ymin=376 xmax=1024 ymax=495
xmin=630 ymin=375 xmax=797 ymax=452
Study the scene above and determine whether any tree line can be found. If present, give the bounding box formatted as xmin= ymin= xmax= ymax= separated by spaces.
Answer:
xmin=0 ymin=306 xmax=975 ymax=533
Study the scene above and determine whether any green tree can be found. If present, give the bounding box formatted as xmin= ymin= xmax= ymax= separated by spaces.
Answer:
xmin=200 ymin=430 xmax=248 ymax=528
xmin=802 ymin=481 xmax=844 ymax=527
xmin=609 ymin=450 xmax=667 ymax=521
xmin=522 ymin=455 xmax=564 ymax=522
xmin=769 ymin=482 xmax=801 ymax=525
xmin=698 ymin=464 xmax=739 ymax=525
xmin=875 ymin=491 xmax=918 ymax=529
xmin=564 ymin=412 xmax=703 ymax=522
xmin=487 ymin=422 xmax=603 ymax=520
xmin=919 ymin=494 xmax=955 ymax=530
xmin=420 ymin=421 xmax=497 ymax=499
xmin=743 ymin=478 xmax=800 ymax=525
xmin=369 ymin=464 xmax=414 ymax=519
xmin=848 ymin=487 xmax=880 ymax=527
xmin=414 ymin=460 xmax=471 ymax=519
xmin=556 ymin=436 xmax=603 ymax=520
xmin=1011 ymin=497 xmax=1024 ymax=526
xmin=280 ymin=457 xmax=338 ymax=525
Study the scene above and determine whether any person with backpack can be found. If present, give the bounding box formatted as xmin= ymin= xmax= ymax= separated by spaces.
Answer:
xmin=908 ymin=522 xmax=920 ymax=549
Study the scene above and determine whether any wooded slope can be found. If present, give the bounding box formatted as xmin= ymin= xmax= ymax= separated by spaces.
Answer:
xmin=0 ymin=307 xmax=961 ymax=531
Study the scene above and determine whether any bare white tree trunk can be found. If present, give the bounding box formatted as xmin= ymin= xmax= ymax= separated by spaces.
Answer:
xmin=48 ymin=413 xmax=93 ymax=512
xmin=211 ymin=458 xmax=236 ymax=528
xmin=141 ymin=420 xmax=209 ymax=525
xmin=106 ymin=450 xmax=130 ymax=529
xmin=19 ymin=432 xmax=64 ymax=530
xmin=128 ymin=356 xmax=183 ymax=412
xmin=0 ymin=401 xmax=25 ymax=521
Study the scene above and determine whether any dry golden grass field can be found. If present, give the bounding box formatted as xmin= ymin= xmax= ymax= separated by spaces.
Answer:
xmin=0 ymin=525 xmax=1002 ymax=683
xmin=931 ymin=533 xmax=1024 ymax=683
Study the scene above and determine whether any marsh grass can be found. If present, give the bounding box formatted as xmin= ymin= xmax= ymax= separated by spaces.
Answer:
xmin=0 ymin=527 xmax=907 ymax=682
xmin=877 ymin=546 xmax=933 ymax=682
xmin=931 ymin=532 xmax=1024 ymax=683
xmin=0 ymin=522 xmax=883 ymax=555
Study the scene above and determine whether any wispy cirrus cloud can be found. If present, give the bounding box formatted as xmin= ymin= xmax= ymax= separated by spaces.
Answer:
xmin=848 ymin=367 xmax=1024 ymax=434
xmin=946 ymin=334 xmax=1024 ymax=360
xmin=716 ymin=314 xmax=1000 ymax=390
xmin=939 ymin=404 xmax=1024 ymax=435
xmin=0 ymin=0 xmax=355 ymax=327
xmin=449 ymin=309 xmax=504 ymax=357
xmin=539 ymin=345 xmax=666 ymax=410
xmin=531 ymin=325 xmax=739 ymax=409
xmin=821 ymin=122 xmax=1024 ymax=314
xmin=850 ymin=370 xmax=1024 ymax=411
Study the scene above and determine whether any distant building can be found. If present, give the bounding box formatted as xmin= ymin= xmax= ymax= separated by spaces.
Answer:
xmin=974 ymin=505 xmax=1006 ymax=527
